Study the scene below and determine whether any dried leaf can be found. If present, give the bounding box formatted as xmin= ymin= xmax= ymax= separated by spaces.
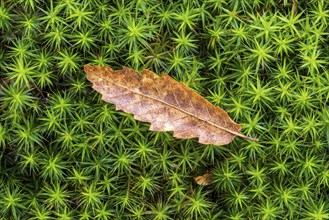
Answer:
xmin=84 ymin=65 xmax=258 ymax=145
xmin=193 ymin=173 xmax=213 ymax=186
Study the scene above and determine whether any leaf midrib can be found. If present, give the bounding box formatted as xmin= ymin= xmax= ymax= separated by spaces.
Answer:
xmin=97 ymin=74 xmax=254 ymax=141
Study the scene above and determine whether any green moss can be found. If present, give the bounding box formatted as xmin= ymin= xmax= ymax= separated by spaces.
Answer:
xmin=1 ymin=0 xmax=329 ymax=219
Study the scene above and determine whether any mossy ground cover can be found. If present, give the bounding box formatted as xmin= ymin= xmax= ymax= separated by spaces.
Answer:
xmin=0 ymin=0 xmax=329 ymax=219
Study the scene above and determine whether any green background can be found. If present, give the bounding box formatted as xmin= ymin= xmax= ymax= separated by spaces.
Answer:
xmin=0 ymin=0 xmax=329 ymax=219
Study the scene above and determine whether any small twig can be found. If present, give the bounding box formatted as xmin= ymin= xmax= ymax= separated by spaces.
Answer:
xmin=29 ymin=80 xmax=46 ymax=100
xmin=292 ymin=0 xmax=298 ymax=15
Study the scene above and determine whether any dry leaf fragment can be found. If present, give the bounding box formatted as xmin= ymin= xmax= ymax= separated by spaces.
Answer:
xmin=193 ymin=173 xmax=213 ymax=186
xmin=84 ymin=65 xmax=258 ymax=145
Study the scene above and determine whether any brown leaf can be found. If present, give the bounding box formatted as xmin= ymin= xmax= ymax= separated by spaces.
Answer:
xmin=193 ymin=173 xmax=213 ymax=186
xmin=84 ymin=65 xmax=258 ymax=145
